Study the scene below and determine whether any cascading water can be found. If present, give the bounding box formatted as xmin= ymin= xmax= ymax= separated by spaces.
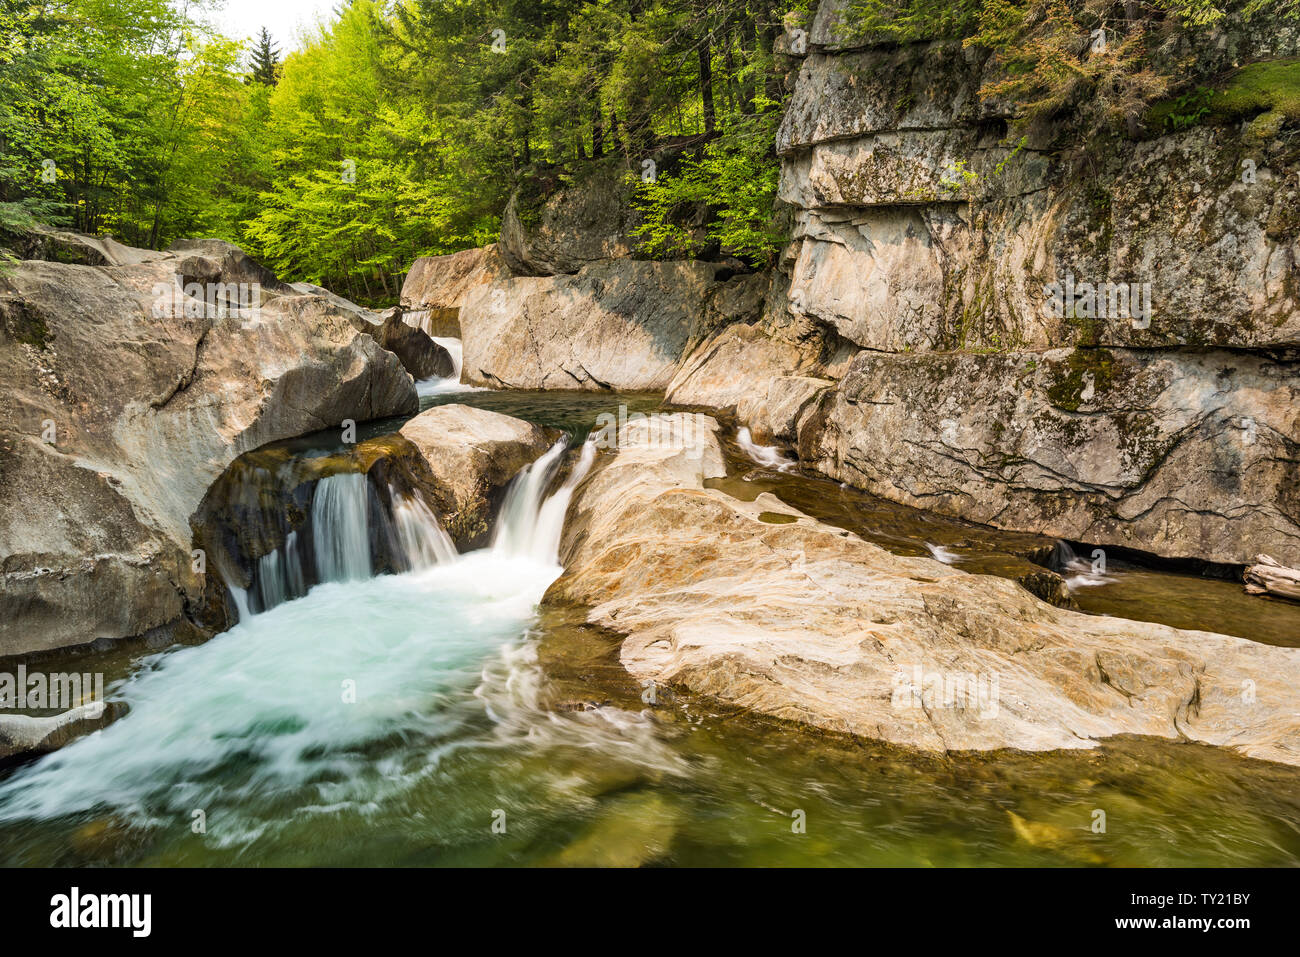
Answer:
xmin=736 ymin=426 xmax=795 ymax=472
xmin=489 ymin=438 xmax=596 ymax=564
xmin=391 ymin=489 xmax=458 ymax=570
xmin=1049 ymin=540 xmax=1118 ymax=590
xmin=312 ymin=472 xmax=372 ymax=583
xmin=0 ymin=436 xmax=657 ymax=858
xmin=415 ymin=336 xmax=484 ymax=397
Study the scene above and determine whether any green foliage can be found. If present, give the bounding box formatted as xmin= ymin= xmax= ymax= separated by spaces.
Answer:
xmin=15 ymin=0 xmax=1297 ymax=308
xmin=846 ymin=0 xmax=981 ymax=43
xmin=0 ymin=0 xmax=258 ymax=245
xmin=0 ymin=0 xmax=811 ymax=302
xmin=1209 ymin=58 xmax=1300 ymax=122
xmin=1159 ymin=87 xmax=1215 ymax=130
xmin=633 ymin=107 xmax=786 ymax=265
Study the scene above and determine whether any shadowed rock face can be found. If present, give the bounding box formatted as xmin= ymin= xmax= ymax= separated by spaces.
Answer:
xmin=553 ymin=414 xmax=1300 ymax=768
xmin=0 ymin=234 xmax=418 ymax=656
xmin=459 ymin=261 xmax=768 ymax=391
xmin=498 ymin=160 xmax=644 ymax=277
xmin=803 ymin=348 xmax=1300 ymax=567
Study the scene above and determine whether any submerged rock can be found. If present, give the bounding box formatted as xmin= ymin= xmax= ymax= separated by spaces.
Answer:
xmin=545 ymin=792 xmax=679 ymax=867
xmin=0 ymin=701 xmax=122 ymax=763
xmin=552 ymin=413 xmax=1300 ymax=768
xmin=0 ymin=232 xmax=418 ymax=656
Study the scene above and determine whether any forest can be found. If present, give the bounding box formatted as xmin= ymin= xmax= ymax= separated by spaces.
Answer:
xmin=1 ymin=0 xmax=1294 ymax=302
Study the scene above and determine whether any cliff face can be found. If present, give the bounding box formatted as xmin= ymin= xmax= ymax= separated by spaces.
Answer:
xmin=673 ymin=0 xmax=1300 ymax=567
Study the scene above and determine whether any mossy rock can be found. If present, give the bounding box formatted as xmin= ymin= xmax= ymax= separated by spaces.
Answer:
xmin=1045 ymin=348 xmax=1115 ymax=412
xmin=1148 ymin=58 xmax=1300 ymax=133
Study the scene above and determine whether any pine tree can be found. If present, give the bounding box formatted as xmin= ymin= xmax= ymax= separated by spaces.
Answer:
xmin=249 ymin=28 xmax=280 ymax=86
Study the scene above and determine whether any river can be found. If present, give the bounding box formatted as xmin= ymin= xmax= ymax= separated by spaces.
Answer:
xmin=0 ymin=362 xmax=1297 ymax=867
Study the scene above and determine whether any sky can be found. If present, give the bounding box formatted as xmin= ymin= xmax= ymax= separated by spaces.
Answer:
xmin=209 ymin=0 xmax=340 ymax=52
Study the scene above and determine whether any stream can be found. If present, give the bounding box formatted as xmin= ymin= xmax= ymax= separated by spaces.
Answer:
xmin=0 ymin=366 xmax=1297 ymax=867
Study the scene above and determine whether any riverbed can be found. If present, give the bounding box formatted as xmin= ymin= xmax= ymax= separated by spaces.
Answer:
xmin=0 ymin=385 xmax=1297 ymax=867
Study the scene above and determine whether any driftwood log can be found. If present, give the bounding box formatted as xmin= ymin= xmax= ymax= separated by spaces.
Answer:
xmin=1244 ymin=555 xmax=1300 ymax=603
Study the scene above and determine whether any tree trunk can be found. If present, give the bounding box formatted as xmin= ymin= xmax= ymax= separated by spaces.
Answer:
xmin=739 ymin=15 xmax=756 ymax=115
xmin=699 ymin=36 xmax=715 ymax=135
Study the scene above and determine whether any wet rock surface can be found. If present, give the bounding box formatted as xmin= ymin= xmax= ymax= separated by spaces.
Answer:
xmin=553 ymin=414 xmax=1300 ymax=767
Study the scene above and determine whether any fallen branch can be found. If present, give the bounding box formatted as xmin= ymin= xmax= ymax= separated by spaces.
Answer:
xmin=1244 ymin=554 xmax=1300 ymax=603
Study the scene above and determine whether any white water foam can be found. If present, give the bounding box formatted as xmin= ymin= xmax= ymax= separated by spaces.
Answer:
xmin=0 ymin=439 xmax=667 ymax=846
xmin=414 ymin=336 xmax=487 ymax=397
xmin=925 ymin=543 xmax=963 ymax=565
xmin=736 ymin=427 xmax=796 ymax=472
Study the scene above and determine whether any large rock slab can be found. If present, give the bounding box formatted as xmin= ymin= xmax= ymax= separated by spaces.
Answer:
xmin=0 ymin=235 xmax=418 ymax=656
xmin=666 ymin=324 xmax=833 ymax=444
xmin=802 ymin=347 xmax=1300 ymax=567
xmin=400 ymin=245 xmax=508 ymax=337
xmin=779 ymin=124 xmax=1300 ymax=352
xmin=552 ymin=413 xmax=1300 ymax=767
xmin=459 ymin=261 xmax=767 ymax=390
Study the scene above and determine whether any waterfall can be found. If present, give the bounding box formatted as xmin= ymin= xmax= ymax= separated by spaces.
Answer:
xmin=415 ymin=336 xmax=484 ymax=397
xmin=404 ymin=308 xmax=431 ymax=333
xmin=391 ymin=489 xmax=458 ymax=570
xmin=926 ymin=543 xmax=962 ymax=565
xmin=251 ymin=530 xmax=308 ymax=614
xmin=255 ymin=548 xmax=287 ymax=611
xmin=1049 ymin=540 xmax=1117 ymax=590
xmin=736 ymin=427 xmax=795 ymax=472
xmin=312 ymin=472 xmax=372 ymax=583
xmin=431 ymin=336 xmax=463 ymax=380
xmin=232 ymin=474 xmax=459 ymax=619
xmin=490 ymin=439 xmax=596 ymax=565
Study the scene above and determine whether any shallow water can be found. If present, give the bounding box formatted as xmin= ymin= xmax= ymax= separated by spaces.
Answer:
xmin=711 ymin=433 xmax=1300 ymax=648
xmin=1 ymin=387 xmax=1297 ymax=867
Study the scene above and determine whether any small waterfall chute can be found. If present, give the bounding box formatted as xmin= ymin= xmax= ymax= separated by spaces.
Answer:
xmin=391 ymin=488 xmax=458 ymax=570
xmin=491 ymin=439 xmax=596 ymax=565
xmin=925 ymin=543 xmax=962 ymax=565
xmin=312 ymin=472 xmax=372 ymax=583
xmin=736 ymin=427 xmax=795 ymax=473
xmin=1049 ymin=540 xmax=1117 ymax=591
xmin=415 ymin=337 xmax=484 ymax=397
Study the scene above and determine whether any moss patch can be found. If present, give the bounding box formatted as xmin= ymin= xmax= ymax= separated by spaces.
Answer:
xmin=1148 ymin=59 xmax=1300 ymax=131
xmin=1045 ymin=348 xmax=1115 ymax=412
xmin=1 ymin=300 xmax=52 ymax=349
